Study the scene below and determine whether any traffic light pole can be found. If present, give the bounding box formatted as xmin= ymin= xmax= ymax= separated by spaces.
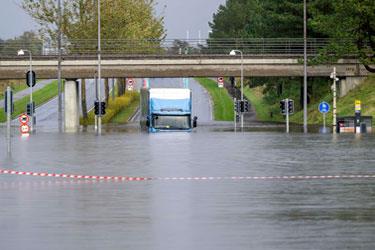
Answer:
xmin=6 ymin=87 xmax=12 ymax=155
xmin=28 ymin=52 xmax=34 ymax=133
xmin=234 ymin=98 xmax=237 ymax=132
xmin=97 ymin=0 xmax=102 ymax=135
xmin=286 ymin=98 xmax=289 ymax=133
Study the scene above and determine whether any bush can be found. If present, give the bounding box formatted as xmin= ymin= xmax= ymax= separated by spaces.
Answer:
xmin=80 ymin=91 xmax=139 ymax=125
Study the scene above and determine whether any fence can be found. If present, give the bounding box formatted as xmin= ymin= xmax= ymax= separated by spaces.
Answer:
xmin=0 ymin=38 xmax=353 ymax=57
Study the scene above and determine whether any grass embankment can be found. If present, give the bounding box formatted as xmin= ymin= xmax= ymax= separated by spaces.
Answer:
xmin=195 ymin=77 xmax=234 ymax=121
xmin=0 ymin=80 xmax=28 ymax=100
xmin=0 ymin=80 xmax=59 ymax=122
xmin=80 ymin=91 xmax=139 ymax=125
xmin=244 ymin=76 xmax=375 ymax=125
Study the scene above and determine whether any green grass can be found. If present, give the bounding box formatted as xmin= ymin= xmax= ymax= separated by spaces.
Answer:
xmin=0 ymin=80 xmax=59 ymax=122
xmin=243 ymin=86 xmax=282 ymax=122
xmin=111 ymin=97 xmax=140 ymax=123
xmin=244 ymin=75 xmax=375 ymax=125
xmin=195 ymin=78 xmax=234 ymax=121
xmin=0 ymin=81 xmax=28 ymax=100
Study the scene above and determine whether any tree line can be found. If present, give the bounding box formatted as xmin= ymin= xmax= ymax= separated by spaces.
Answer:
xmin=208 ymin=0 xmax=374 ymax=113
xmin=209 ymin=0 xmax=374 ymax=72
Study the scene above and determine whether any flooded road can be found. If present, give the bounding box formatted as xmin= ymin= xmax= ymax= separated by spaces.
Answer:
xmin=1 ymin=130 xmax=375 ymax=249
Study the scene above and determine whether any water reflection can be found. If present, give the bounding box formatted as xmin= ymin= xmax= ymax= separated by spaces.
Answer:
xmin=0 ymin=129 xmax=375 ymax=249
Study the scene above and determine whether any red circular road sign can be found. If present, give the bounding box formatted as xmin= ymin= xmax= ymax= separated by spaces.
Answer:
xmin=217 ymin=77 xmax=224 ymax=83
xmin=20 ymin=124 xmax=30 ymax=134
xmin=18 ymin=114 xmax=29 ymax=124
xmin=127 ymin=78 xmax=134 ymax=85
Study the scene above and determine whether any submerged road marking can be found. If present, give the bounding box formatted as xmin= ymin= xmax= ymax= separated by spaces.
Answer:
xmin=1 ymin=169 xmax=375 ymax=182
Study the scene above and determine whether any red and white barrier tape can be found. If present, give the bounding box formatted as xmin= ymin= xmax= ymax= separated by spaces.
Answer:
xmin=1 ymin=169 xmax=375 ymax=182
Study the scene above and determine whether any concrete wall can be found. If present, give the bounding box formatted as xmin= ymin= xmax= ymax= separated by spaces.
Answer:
xmin=64 ymin=80 xmax=79 ymax=132
xmin=0 ymin=57 xmax=371 ymax=79
xmin=340 ymin=77 xmax=366 ymax=97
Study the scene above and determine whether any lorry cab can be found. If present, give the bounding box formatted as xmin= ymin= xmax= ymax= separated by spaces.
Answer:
xmin=141 ymin=88 xmax=197 ymax=132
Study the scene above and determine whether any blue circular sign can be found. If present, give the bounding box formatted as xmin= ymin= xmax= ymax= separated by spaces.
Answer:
xmin=319 ymin=102 xmax=330 ymax=113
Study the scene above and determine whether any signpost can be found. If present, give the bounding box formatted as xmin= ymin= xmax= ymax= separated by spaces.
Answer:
xmin=217 ymin=77 xmax=224 ymax=88
xmin=355 ymin=100 xmax=361 ymax=134
xmin=127 ymin=78 xmax=134 ymax=91
xmin=318 ymin=101 xmax=330 ymax=133
xmin=19 ymin=113 xmax=30 ymax=136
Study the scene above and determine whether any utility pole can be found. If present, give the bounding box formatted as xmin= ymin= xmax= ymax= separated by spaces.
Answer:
xmin=57 ymin=0 xmax=63 ymax=132
xmin=303 ymin=0 xmax=308 ymax=133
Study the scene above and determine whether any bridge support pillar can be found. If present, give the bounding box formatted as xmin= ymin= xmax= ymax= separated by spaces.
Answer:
xmin=339 ymin=77 xmax=365 ymax=97
xmin=64 ymin=79 xmax=79 ymax=132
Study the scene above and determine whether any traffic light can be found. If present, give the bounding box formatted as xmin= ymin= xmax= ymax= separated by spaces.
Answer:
xmin=234 ymin=100 xmax=239 ymax=113
xmin=280 ymin=100 xmax=286 ymax=114
xmin=229 ymin=76 xmax=235 ymax=88
xmin=94 ymin=101 xmax=106 ymax=116
xmin=288 ymin=100 xmax=294 ymax=114
xmin=244 ymin=100 xmax=250 ymax=112
xmin=100 ymin=102 xmax=106 ymax=115
xmin=26 ymin=102 xmax=35 ymax=116
xmin=240 ymin=100 xmax=245 ymax=112
xmin=26 ymin=71 xmax=36 ymax=87
xmin=4 ymin=89 xmax=14 ymax=114
xmin=94 ymin=101 xmax=100 ymax=115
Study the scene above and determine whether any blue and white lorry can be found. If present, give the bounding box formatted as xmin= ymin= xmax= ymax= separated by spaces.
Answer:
xmin=140 ymin=88 xmax=197 ymax=132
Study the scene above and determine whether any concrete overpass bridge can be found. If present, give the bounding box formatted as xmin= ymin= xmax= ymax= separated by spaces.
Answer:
xmin=0 ymin=38 xmax=372 ymax=131
xmin=0 ymin=55 xmax=370 ymax=79
xmin=0 ymin=38 xmax=371 ymax=79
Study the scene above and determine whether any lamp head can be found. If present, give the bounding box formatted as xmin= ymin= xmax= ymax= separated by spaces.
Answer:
xmin=229 ymin=50 xmax=236 ymax=56
xmin=17 ymin=50 xmax=25 ymax=56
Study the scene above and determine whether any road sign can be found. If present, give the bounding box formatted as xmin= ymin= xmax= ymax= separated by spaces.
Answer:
xmin=355 ymin=100 xmax=361 ymax=113
xmin=26 ymin=71 xmax=36 ymax=87
xmin=19 ymin=114 xmax=30 ymax=124
xmin=217 ymin=77 xmax=224 ymax=88
xmin=319 ymin=101 xmax=330 ymax=114
xmin=20 ymin=124 xmax=30 ymax=134
xmin=127 ymin=78 xmax=134 ymax=91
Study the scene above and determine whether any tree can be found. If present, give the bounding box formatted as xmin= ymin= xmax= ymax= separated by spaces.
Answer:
xmin=310 ymin=0 xmax=375 ymax=72
xmin=209 ymin=0 xmax=262 ymax=39
xmin=22 ymin=0 xmax=165 ymax=120
xmin=0 ymin=31 xmax=42 ymax=55
xmin=22 ymin=0 xmax=165 ymax=41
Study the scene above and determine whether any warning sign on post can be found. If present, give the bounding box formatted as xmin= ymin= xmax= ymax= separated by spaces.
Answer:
xmin=19 ymin=113 xmax=30 ymax=136
xmin=127 ymin=78 xmax=134 ymax=91
xmin=217 ymin=77 xmax=224 ymax=88
xmin=355 ymin=100 xmax=361 ymax=113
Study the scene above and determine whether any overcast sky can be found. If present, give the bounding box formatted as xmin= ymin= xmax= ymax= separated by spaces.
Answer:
xmin=0 ymin=0 xmax=225 ymax=40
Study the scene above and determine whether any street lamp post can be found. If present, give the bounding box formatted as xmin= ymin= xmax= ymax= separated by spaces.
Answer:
xmin=17 ymin=49 xmax=35 ymax=132
xmin=230 ymin=49 xmax=244 ymax=129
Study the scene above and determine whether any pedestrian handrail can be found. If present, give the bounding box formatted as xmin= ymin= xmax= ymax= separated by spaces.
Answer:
xmin=0 ymin=38 xmax=361 ymax=57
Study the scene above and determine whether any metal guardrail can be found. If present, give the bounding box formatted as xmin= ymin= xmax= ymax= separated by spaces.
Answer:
xmin=0 ymin=38 xmax=350 ymax=57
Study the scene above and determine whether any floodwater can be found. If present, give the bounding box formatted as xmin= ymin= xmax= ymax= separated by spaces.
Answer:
xmin=0 ymin=129 xmax=375 ymax=250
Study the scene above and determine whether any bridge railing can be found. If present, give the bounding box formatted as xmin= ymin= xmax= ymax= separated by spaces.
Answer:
xmin=0 ymin=38 xmax=352 ymax=57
